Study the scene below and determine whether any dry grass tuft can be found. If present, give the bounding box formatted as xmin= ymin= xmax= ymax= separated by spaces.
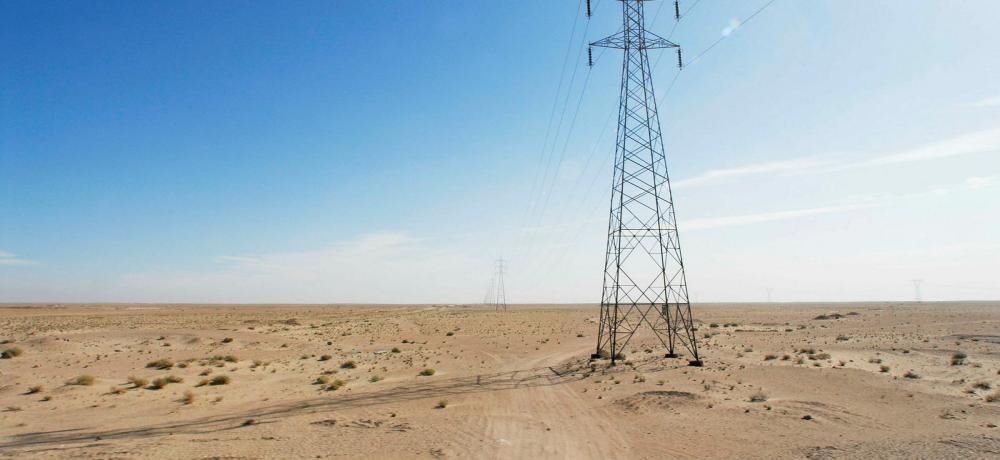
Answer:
xmin=146 ymin=358 xmax=174 ymax=370
xmin=149 ymin=375 xmax=183 ymax=389
xmin=128 ymin=376 xmax=149 ymax=388
xmin=67 ymin=375 xmax=95 ymax=386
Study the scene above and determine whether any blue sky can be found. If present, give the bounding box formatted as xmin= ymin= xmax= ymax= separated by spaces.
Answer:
xmin=2 ymin=1 xmax=999 ymax=303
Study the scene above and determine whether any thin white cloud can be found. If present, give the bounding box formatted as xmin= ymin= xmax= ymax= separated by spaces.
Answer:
xmin=680 ymin=175 xmax=994 ymax=232
xmin=859 ymin=127 xmax=1000 ymax=167
xmin=675 ymin=126 xmax=1000 ymax=188
xmin=966 ymin=95 xmax=1000 ymax=108
xmin=0 ymin=250 xmax=37 ymax=266
xmin=673 ymin=156 xmax=835 ymax=189
xmin=964 ymin=176 xmax=996 ymax=190
xmin=683 ymin=203 xmax=872 ymax=231
xmin=112 ymin=232 xmax=483 ymax=303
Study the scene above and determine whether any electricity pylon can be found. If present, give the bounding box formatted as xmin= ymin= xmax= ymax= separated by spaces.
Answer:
xmin=588 ymin=0 xmax=701 ymax=366
xmin=484 ymin=258 xmax=508 ymax=311
xmin=911 ymin=279 xmax=923 ymax=302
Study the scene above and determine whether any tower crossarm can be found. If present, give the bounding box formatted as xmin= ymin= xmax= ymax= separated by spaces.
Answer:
xmin=590 ymin=30 xmax=678 ymax=50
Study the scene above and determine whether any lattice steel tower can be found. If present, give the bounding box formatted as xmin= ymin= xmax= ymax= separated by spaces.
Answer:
xmin=588 ymin=0 xmax=701 ymax=366
xmin=484 ymin=258 xmax=508 ymax=311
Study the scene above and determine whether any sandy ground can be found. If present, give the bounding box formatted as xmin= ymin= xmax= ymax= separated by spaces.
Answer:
xmin=1 ymin=302 xmax=998 ymax=459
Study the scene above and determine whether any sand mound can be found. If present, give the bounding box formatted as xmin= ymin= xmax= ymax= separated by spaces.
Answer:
xmin=615 ymin=390 xmax=701 ymax=413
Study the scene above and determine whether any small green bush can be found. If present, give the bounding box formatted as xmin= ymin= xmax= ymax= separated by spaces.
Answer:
xmin=1 ymin=347 xmax=24 ymax=359
xmin=419 ymin=368 xmax=436 ymax=376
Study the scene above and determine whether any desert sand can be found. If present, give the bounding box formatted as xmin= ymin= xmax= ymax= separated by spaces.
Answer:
xmin=1 ymin=302 xmax=998 ymax=459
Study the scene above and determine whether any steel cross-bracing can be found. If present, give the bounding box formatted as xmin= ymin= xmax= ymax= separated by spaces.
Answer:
xmin=589 ymin=0 xmax=701 ymax=366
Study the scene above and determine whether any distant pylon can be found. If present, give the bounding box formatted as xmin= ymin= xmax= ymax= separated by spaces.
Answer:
xmin=485 ymin=258 xmax=508 ymax=311
xmin=588 ymin=0 xmax=701 ymax=366
xmin=911 ymin=279 xmax=923 ymax=302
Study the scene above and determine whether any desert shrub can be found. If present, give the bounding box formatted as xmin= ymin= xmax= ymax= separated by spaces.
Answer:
xmin=314 ymin=375 xmax=331 ymax=385
xmin=836 ymin=335 xmax=850 ymax=341
xmin=128 ymin=376 xmax=149 ymax=388
xmin=764 ymin=354 xmax=778 ymax=361
xmin=369 ymin=375 xmax=383 ymax=383
xmin=391 ymin=347 xmax=401 ymax=353
xmin=880 ymin=365 xmax=890 ymax=373
xmin=146 ymin=358 xmax=174 ymax=370
xmin=419 ymin=368 xmax=436 ymax=376
xmin=709 ymin=323 xmax=719 ymax=328
xmin=1 ymin=347 xmax=24 ymax=359
xmin=26 ymin=385 xmax=43 ymax=394
xmin=868 ymin=357 xmax=882 ymax=364
xmin=903 ymin=370 xmax=920 ymax=379
xmin=436 ymin=400 xmax=448 ymax=409
xmin=325 ymin=379 xmax=346 ymax=391
xmin=446 ymin=331 xmax=455 ymax=336
xmin=749 ymin=391 xmax=768 ymax=402
xmin=149 ymin=375 xmax=183 ymax=389
xmin=319 ymin=354 xmax=332 ymax=361
xmin=972 ymin=381 xmax=991 ymax=390
xmin=986 ymin=391 xmax=999 ymax=403
xmin=221 ymin=337 xmax=234 ymax=343
xmin=810 ymin=353 xmax=831 ymax=361
xmin=182 ymin=390 xmax=195 ymax=405
xmin=223 ymin=355 xmax=238 ymax=363
xmin=209 ymin=375 xmax=230 ymax=386
xmin=67 ymin=375 xmax=95 ymax=386
xmin=951 ymin=352 xmax=967 ymax=366
xmin=340 ymin=360 xmax=357 ymax=369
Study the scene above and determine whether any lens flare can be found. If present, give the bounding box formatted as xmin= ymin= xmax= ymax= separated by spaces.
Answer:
xmin=721 ymin=18 xmax=742 ymax=37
